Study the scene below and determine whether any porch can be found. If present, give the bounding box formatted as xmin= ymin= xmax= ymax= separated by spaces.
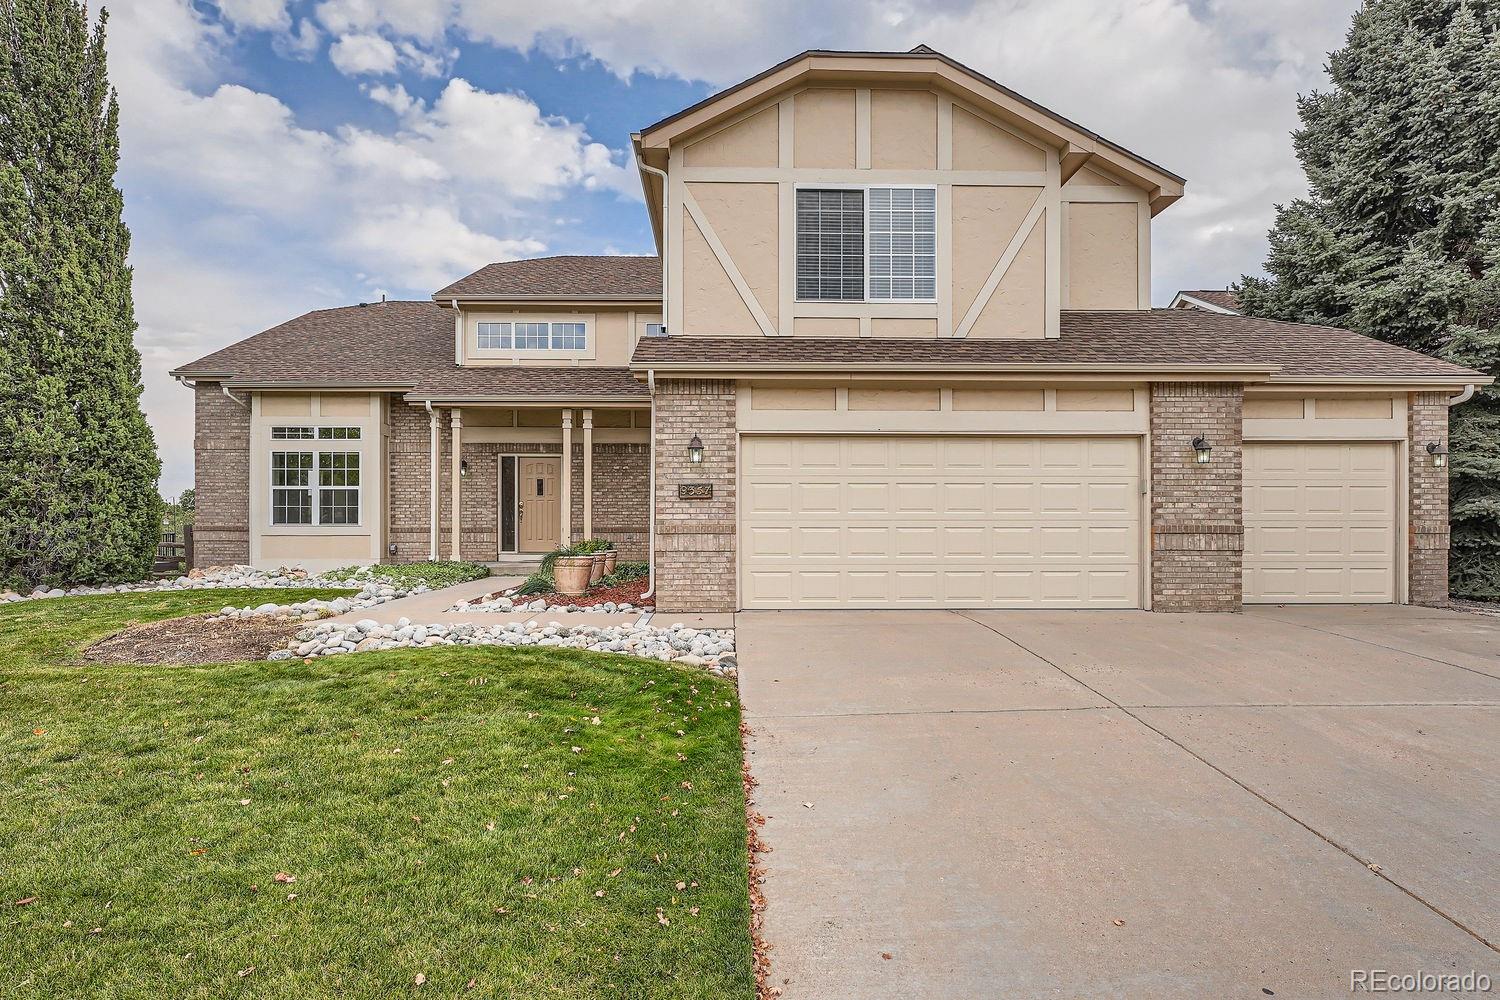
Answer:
xmin=388 ymin=403 xmax=651 ymax=564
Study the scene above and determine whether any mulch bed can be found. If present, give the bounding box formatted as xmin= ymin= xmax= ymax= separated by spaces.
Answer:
xmin=537 ymin=577 xmax=652 ymax=608
xmin=82 ymin=614 xmax=304 ymax=665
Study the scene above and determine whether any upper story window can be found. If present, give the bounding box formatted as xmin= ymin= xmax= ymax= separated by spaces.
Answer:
xmin=796 ymin=186 xmax=936 ymax=303
xmin=477 ymin=320 xmax=588 ymax=352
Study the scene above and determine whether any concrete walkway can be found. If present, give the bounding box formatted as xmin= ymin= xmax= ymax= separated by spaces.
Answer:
xmin=324 ymin=576 xmax=737 ymax=631
xmin=739 ymin=606 xmax=1500 ymax=998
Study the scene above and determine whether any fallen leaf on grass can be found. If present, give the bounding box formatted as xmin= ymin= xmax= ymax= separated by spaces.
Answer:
xmin=239 ymin=799 xmax=251 ymax=806
xmin=237 ymin=967 xmax=255 ymax=978
xmin=14 ymin=897 xmax=36 ymax=906
xmin=32 ymin=729 xmax=45 ymax=736
xmin=656 ymin=909 xmax=670 ymax=927
xmin=273 ymin=872 xmax=296 ymax=884
xmin=414 ymin=973 xmax=426 ymax=986
xmin=484 ymin=822 xmax=495 ymax=832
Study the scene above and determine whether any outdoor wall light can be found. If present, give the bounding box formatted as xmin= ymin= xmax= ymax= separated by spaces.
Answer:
xmin=1427 ymin=440 xmax=1448 ymax=468
xmin=1191 ymin=435 xmax=1213 ymax=464
xmin=688 ymin=434 xmax=704 ymax=464
xmin=460 ymin=459 xmax=469 ymax=477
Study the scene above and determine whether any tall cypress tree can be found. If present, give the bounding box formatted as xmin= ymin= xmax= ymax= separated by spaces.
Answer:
xmin=0 ymin=0 xmax=161 ymax=590
xmin=1237 ymin=0 xmax=1500 ymax=599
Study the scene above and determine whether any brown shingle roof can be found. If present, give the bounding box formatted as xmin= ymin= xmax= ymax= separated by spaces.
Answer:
xmin=174 ymin=302 xmax=1485 ymax=399
xmin=1175 ymin=289 xmax=1242 ymax=312
xmin=630 ymin=310 xmax=1485 ymax=382
xmin=434 ymin=255 xmax=661 ymax=299
xmin=171 ymin=300 xmax=647 ymax=400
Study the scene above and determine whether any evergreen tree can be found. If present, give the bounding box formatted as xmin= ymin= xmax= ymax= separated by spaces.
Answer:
xmin=1237 ymin=0 xmax=1500 ymax=598
xmin=0 ymin=0 xmax=161 ymax=590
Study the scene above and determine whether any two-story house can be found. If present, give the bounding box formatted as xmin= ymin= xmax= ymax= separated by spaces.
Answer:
xmin=173 ymin=46 xmax=1488 ymax=613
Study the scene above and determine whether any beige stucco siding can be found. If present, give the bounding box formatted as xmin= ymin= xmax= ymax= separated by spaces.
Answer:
xmin=667 ymin=78 xmax=1159 ymax=340
xmin=687 ymin=181 xmax=779 ymax=329
xmin=793 ymin=88 xmax=856 ymax=168
xmin=971 ymin=212 xmax=1046 ymax=339
xmin=870 ymin=90 xmax=937 ymax=169
xmin=951 ymin=186 xmax=1040 ymax=323
xmin=682 ymin=212 xmax=761 ymax=336
xmin=951 ymin=106 xmax=1045 ymax=171
xmin=684 ymin=105 xmax=779 ymax=167
xmin=1065 ymin=202 xmax=1140 ymax=309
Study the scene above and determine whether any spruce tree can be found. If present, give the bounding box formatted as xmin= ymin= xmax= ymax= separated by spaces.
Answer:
xmin=0 ymin=0 xmax=161 ymax=590
xmin=1237 ymin=0 xmax=1500 ymax=599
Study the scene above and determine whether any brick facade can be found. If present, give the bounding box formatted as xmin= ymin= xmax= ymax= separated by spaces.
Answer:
xmin=1150 ymin=382 xmax=1244 ymax=612
xmin=384 ymin=403 xmax=650 ymax=563
xmin=1407 ymin=392 xmax=1450 ymax=607
xmin=192 ymin=383 xmax=251 ymax=567
xmin=387 ymin=401 xmax=436 ymax=562
xmin=653 ymin=379 xmax=737 ymax=612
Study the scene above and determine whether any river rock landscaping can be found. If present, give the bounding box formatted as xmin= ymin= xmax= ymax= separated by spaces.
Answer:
xmin=454 ymin=577 xmax=652 ymax=615
xmin=281 ymin=617 xmax=738 ymax=677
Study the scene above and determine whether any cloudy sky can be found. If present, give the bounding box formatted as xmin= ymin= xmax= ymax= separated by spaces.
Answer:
xmin=109 ymin=0 xmax=1363 ymax=496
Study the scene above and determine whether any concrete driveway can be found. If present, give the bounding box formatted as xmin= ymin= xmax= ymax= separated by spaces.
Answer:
xmin=738 ymin=605 xmax=1500 ymax=998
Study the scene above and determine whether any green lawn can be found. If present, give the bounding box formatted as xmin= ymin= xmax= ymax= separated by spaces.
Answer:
xmin=0 ymin=590 xmax=754 ymax=999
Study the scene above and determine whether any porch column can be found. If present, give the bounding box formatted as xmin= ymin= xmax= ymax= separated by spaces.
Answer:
xmin=582 ymin=408 xmax=593 ymax=540
xmin=449 ymin=408 xmax=463 ymax=561
xmin=560 ymin=410 xmax=574 ymax=545
xmin=428 ymin=406 xmax=440 ymax=560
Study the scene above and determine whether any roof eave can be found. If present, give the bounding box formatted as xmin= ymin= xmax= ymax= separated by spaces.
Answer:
xmin=636 ymin=49 xmax=1185 ymax=197
xmin=402 ymin=392 xmax=649 ymax=405
xmin=433 ymin=293 xmax=662 ymax=306
xmin=629 ymin=361 xmax=1279 ymax=380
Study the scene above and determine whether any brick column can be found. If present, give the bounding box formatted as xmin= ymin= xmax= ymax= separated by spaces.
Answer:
xmin=654 ymin=379 xmax=736 ymax=612
xmin=1150 ymin=382 xmax=1244 ymax=612
xmin=1408 ymin=392 xmax=1450 ymax=607
xmin=192 ymin=382 xmax=250 ymax=567
xmin=385 ymin=401 xmax=437 ymax=564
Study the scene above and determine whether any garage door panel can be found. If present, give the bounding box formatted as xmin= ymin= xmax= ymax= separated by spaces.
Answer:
xmin=741 ymin=435 xmax=1142 ymax=609
xmin=1244 ymin=442 xmax=1395 ymax=604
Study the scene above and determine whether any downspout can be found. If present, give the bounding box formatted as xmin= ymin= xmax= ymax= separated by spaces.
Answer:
xmin=1449 ymin=383 xmax=1477 ymax=406
xmin=637 ymin=153 xmax=669 ymax=602
xmin=221 ymin=385 xmax=248 ymax=408
xmin=424 ymin=400 xmax=440 ymax=561
xmin=635 ymin=155 xmax=670 ymax=334
xmin=642 ymin=369 xmax=656 ymax=600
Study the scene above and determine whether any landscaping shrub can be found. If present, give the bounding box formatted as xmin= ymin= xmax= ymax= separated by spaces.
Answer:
xmin=325 ymin=561 xmax=490 ymax=590
xmin=600 ymin=561 xmax=648 ymax=587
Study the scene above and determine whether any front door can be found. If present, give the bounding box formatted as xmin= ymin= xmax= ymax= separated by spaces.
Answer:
xmin=518 ymin=456 xmax=561 ymax=552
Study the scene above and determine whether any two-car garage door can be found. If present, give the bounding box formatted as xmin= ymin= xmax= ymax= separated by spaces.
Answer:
xmin=740 ymin=435 xmax=1142 ymax=609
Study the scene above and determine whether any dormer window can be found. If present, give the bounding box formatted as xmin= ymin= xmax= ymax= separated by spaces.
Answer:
xmin=477 ymin=320 xmax=588 ymax=352
xmin=796 ymin=185 xmax=937 ymax=303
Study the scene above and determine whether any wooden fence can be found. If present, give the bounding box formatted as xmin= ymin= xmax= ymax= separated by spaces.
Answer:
xmin=154 ymin=525 xmax=193 ymax=574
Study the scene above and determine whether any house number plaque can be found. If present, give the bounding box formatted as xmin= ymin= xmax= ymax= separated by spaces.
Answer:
xmin=678 ymin=483 xmax=713 ymax=500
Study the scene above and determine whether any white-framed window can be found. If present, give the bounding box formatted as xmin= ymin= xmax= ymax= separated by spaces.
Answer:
xmin=476 ymin=319 xmax=590 ymax=352
xmin=317 ymin=426 xmax=361 ymax=440
xmin=271 ymin=451 xmax=314 ymax=524
xmin=477 ymin=322 xmax=511 ymax=350
xmin=515 ymin=322 xmax=550 ymax=350
xmin=795 ymin=185 xmax=937 ymax=303
xmin=317 ymin=451 xmax=360 ymax=525
xmin=270 ymin=441 xmax=361 ymax=526
xmin=551 ymin=322 xmax=586 ymax=350
xmin=272 ymin=426 xmax=314 ymax=440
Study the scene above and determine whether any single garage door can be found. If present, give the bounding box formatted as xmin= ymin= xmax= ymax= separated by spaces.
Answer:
xmin=1243 ymin=441 xmax=1397 ymax=603
xmin=740 ymin=435 xmax=1142 ymax=609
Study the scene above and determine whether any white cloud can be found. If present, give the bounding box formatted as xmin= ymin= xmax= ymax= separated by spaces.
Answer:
xmin=274 ymin=18 xmax=324 ymax=60
xmin=213 ymin=0 xmax=291 ymax=31
xmin=329 ymin=32 xmax=400 ymax=74
xmin=338 ymin=205 xmax=546 ymax=289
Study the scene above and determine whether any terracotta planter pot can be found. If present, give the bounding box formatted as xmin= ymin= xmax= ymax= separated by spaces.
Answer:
xmin=554 ymin=556 xmax=593 ymax=596
xmin=589 ymin=553 xmax=607 ymax=585
xmin=603 ymin=550 xmax=618 ymax=575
